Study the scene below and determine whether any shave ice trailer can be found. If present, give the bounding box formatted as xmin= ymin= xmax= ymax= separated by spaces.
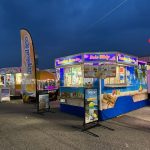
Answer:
xmin=55 ymin=52 xmax=149 ymax=120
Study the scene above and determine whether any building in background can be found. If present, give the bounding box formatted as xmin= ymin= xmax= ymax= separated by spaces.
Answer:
xmin=0 ymin=66 xmax=57 ymax=99
xmin=0 ymin=67 xmax=22 ymax=97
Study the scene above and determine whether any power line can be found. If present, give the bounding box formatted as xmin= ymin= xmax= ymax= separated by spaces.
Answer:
xmin=86 ymin=0 xmax=128 ymax=30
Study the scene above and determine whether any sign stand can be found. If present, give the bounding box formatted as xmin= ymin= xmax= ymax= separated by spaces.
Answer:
xmin=84 ymin=88 xmax=114 ymax=130
xmin=36 ymin=90 xmax=55 ymax=115
xmin=0 ymin=88 xmax=10 ymax=102
xmin=72 ymin=88 xmax=114 ymax=137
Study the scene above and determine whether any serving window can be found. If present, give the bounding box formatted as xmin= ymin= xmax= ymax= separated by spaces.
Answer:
xmin=64 ymin=65 xmax=83 ymax=87
xmin=104 ymin=66 xmax=127 ymax=86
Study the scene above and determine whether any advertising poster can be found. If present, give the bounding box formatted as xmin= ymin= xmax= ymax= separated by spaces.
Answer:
xmin=85 ymin=89 xmax=99 ymax=124
xmin=0 ymin=88 xmax=10 ymax=102
xmin=39 ymin=94 xmax=49 ymax=111
xmin=20 ymin=29 xmax=37 ymax=102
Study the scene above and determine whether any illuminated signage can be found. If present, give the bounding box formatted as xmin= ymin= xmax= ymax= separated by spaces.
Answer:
xmin=138 ymin=60 xmax=147 ymax=65
xmin=55 ymin=54 xmax=83 ymax=67
xmin=117 ymin=53 xmax=138 ymax=65
xmin=84 ymin=53 xmax=116 ymax=62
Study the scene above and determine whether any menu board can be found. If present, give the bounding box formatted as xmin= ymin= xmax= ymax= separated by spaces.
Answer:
xmin=84 ymin=65 xmax=116 ymax=78
xmin=99 ymin=65 xmax=116 ymax=78
xmin=0 ymin=88 xmax=10 ymax=102
xmin=84 ymin=65 xmax=99 ymax=78
xmin=84 ymin=89 xmax=99 ymax=124
xmin=38 ymin=93 xmax=49 ymax=111
xmin=104 ymin=66 xmax=126 ymax=85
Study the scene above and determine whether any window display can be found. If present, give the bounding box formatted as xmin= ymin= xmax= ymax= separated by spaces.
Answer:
xmin=64 ymin=67 xmax=72 ymax=87
xmin=72 ymin=66 xmax=83 ymax=86
xmin=64 ymin=66 xmax=83 ymax=87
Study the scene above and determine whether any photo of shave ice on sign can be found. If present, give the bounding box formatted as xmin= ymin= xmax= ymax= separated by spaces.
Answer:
xmin=85 ymin=89 xmax=98 ymax=124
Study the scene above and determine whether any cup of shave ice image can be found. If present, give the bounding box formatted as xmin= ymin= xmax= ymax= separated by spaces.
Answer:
xmin=89 ymin=102 xmax=95 ymax=116
xmin=93 ymin=113 xmax=97 ymax=119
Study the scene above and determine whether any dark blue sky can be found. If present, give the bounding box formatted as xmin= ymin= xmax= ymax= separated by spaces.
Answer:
xmin=0 ymin=0 xmax=150 ymax=69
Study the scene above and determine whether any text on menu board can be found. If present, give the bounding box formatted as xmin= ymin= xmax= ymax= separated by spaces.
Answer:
xmin=55 ymin=54 xmax=83 ymax=67
xmin=117 ymin=53 xmax=138 ymax=65
xmin=84 ymin=53 xmax=116 ymax=62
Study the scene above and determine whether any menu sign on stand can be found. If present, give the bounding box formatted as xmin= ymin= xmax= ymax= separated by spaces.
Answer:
xmin=37 ymin=91 xmax=49 ymax=112
xmin=84 ymin=89 xmax=99 ymax=125
xmin=0 ymin=88 xmax=10 ymax=102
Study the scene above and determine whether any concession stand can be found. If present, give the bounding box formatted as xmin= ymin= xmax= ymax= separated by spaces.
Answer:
xmin=55 ymin=52 xmax=148 ymax=120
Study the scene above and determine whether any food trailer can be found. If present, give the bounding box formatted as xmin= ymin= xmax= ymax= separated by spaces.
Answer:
xmin=55 ymin=52 xmax=149 ymax=120
xmin=0 ymin=67 xmax=22 ymax=98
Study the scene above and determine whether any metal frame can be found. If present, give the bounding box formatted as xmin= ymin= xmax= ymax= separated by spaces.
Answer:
xmin=37 ymin=90 xmax=51 ymax=113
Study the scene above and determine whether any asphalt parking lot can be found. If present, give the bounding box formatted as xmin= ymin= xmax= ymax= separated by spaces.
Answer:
xmin=0 ymin=100 xmax=150 ymax=150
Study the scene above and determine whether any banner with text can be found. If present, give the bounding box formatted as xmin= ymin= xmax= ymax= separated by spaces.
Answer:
xmin=20 ymin=29 xmax=36 ymax=102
